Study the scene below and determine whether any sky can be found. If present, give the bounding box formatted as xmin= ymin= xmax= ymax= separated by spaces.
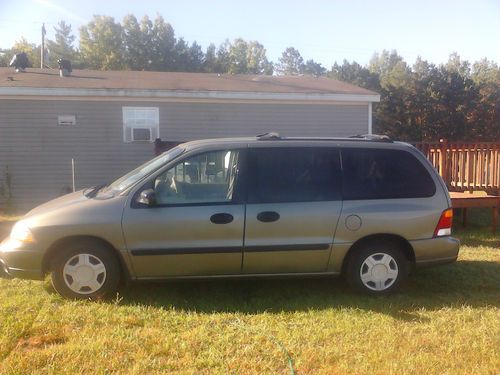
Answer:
xmin=0 ymin=0 xmax=499 ymax=68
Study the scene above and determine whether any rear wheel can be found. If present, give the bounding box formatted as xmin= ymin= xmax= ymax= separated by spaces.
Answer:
xmin=50 ymin=240 xmax=121 ymax=299
xmin=346 ymin=242 xmax=409 ymax=294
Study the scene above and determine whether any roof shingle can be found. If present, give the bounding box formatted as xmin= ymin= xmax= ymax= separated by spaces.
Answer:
xmin=0 ymin=68 xmax=377 ymax=96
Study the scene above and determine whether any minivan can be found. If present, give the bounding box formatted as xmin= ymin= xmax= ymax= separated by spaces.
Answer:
xmin=0 ymin=134 xmax=460 ymax=298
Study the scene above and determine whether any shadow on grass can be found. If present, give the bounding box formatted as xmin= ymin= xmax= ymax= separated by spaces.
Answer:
xmin=113 ymin=260 xmax=500 ymax=322
xmin=454 ymin=228 xmax=500 ymax=248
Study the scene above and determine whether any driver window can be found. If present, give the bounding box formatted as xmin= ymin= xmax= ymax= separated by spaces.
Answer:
xmin=154 ymin=150 xmax=240 ymax=205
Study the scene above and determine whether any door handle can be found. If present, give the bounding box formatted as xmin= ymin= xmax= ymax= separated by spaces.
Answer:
xmin=210 ymin=213 xmax=234 ymax=224
xmin=257 ymin=211 xmax=280 ymax=223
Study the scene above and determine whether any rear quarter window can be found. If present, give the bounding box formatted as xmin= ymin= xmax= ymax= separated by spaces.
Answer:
xmin=341 ymin=148 xmax=436 ymax=200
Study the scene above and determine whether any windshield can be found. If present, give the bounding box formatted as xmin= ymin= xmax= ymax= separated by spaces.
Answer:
xmin=103 ymin=146 xmax=184 ymax=194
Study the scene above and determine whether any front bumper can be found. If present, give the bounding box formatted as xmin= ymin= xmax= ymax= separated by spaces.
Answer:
xmin=0 ymin=237 xmax=44 ymax=280
xmin=411 ymin=236 xmax=460 ymax=267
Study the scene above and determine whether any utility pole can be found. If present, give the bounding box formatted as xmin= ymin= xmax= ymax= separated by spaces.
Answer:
xmin=41 ymin=23 xmax=46 ymax=69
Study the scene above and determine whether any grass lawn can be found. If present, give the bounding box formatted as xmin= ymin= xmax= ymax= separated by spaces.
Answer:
xmin=0 ymin=210 xmax=498 ymax=374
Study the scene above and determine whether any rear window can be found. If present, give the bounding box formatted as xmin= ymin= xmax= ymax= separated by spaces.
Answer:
xmin=341 ymin=148 xmax=436 ymax=200
xmin=248 ymin=148 xmax=342 ymax=203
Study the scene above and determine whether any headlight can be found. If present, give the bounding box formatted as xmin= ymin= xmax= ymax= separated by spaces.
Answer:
xmin=10 ymin=221 xmax=34 ymax=244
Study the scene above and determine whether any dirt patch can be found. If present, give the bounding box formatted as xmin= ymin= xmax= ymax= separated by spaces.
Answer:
xmin=17 ymin=332 xmax=67 ymax=349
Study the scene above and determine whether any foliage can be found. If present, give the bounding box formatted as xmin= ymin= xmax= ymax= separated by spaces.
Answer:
xmin=302 ymin=59 xmax=326 ymax=76
xmin=223 ymin=39 xmax=271 ymax=75
xmin=0 ymin=222 xmax=498 ymax=373
xmin=329 ymin=60 xmax=381 ymax=90
xmin=275 ymin=47 xmax=326 ymax=76
xmin=4 ymin=38 xmax=41 ymax=68
xmin=227 ymin=38 xmax=249 ymax=74
xmin=276 ymin=47 xmax=304 ymax=75
xmin=149 ymin=15 xmax=177 ymax=71
xmin=46 ymin=21 xmax=77 ymax=66
xmin=331 ymin=51 xmax=499 ymax=141
xmin=246 ymin=41 xmax=273 ymax=75
xmin=122 ymin=14 xmax=148 ymax=70
xmin=369 ymin=50 xmax=411 ymax=89
xmin=79 ymin=15 xmax=125 ymax=70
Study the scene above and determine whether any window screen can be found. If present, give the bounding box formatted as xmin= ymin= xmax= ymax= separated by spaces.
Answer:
xmin=341 ymin=148 xmax=436 ymax=200
xmin=122 ymin=107 xmax=159 ymax=143
xmin=248 ymin=148 xmax=341 ymax=203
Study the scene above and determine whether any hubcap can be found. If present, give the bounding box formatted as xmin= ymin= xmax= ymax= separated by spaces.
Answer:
xmin=360 ymin=252 xmax=398 ymax=291
xmin=63 ymin=254 xmax=106 ymax=294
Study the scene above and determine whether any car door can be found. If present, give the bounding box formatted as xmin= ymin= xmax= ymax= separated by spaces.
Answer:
xmin=122 ymin=148 xmax=245 ymax=278
xmin=242 ymin=146 xmax=343 ymax=274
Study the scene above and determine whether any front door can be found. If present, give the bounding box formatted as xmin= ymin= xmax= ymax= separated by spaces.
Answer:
xmin=243 ymin=147 xmax=343 ymax=274
xmin=123 ymin=149 xmax=245 ymax=278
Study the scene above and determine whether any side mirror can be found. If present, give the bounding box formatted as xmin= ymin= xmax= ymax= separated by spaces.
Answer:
xmin=137 ymin=189 xmax=156 ymax=206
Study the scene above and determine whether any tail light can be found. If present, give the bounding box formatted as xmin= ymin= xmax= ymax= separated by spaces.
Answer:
xmin=434 ymin=208 xmax=453 ymax=237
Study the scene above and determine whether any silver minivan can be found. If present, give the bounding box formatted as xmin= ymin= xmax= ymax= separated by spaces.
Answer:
xmin=0 ymin=134 xmax=459 ymax=298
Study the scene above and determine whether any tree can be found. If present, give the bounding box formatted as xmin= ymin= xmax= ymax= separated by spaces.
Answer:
xmin=79 ymin=15 xmax=125 ymax=70
xmin=47 ymin=21 xmax=76 ymax=65
xmin=428 ymin=54 xmax=477 ymax=140
xmin=302 ymin=59 xmax=326 ymax=76
xmin=150 ymin=15 xmax=176 ymax=71
xmin=10 ymin=38 xmax=40 ymax=68
xmin=329 ymin=60 xmax=380 ymax=91
xmin=214 ymin=41 xmax=230 ymax=73
xmin=0 ymin=48 xmax=11 ymax=67
xmin=172 ymin=38 xmax=189 ymax=71
xmin=445 ymin=52 xmax=471 ymax=78
xmin=369 ymin=50 xmax=411 ymax=89
xmin=228 ymin=38 xmax=248 ymax=74
xmin=276 ymin=47 xmax=304 ymax=75
xmin=246 ymin=41 xmax=273 ymax=75
xmin=170 ymin=40 xmax=204 ymax=72
xmin=202 ymin=43 xmax=217 ymax=73
xmin=187 ymin=41 xmax=204 ymax=72
xmin=469 ymin=58 xmax=499 ymax=140
xmin=122 ymin=14 xmax=148 ymax=70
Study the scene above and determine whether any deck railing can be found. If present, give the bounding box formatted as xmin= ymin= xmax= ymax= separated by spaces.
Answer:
xmin=414 ymin=140 xmax=500 ymax=195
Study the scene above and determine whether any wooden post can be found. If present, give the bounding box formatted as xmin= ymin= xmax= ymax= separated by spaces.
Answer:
xmin=41 ymin=23 xmax=46 ymax=69
xmin=440 ymin=139 xmax=449 ymax=189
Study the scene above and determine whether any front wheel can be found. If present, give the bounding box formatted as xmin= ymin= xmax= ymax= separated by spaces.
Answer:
xmin=346 ymin=242 xmax=409 ymax=295
xmin=50 ymin=240 xmax=121 ymax=299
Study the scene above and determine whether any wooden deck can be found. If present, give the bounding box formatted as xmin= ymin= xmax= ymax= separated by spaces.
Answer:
xmin=450 ymin=192 xmax=499 ymax=234
xmin=415 ymin=141 xmax=500 ymax=195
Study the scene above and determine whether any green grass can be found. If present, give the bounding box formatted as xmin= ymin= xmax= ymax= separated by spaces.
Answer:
xmin=0 ymin=217 xmax=499 ymax=374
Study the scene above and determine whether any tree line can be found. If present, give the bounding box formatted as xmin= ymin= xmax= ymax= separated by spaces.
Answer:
xmin=0 ymin=14 xmax=498 ymax=141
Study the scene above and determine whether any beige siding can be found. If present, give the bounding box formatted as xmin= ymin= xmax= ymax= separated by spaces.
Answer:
xmin=0 ymin=99 xmax=368 ymax=210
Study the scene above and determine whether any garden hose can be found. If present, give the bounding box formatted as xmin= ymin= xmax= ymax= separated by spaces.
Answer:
xmin=231 ymin=318 xmax=295 ymax=375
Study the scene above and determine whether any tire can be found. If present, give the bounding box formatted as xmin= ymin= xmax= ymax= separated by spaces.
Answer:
xmin=50 ymin=239 xmax=121 ymax=300
xmin=345 ymin=241 xmax=409 ymax=295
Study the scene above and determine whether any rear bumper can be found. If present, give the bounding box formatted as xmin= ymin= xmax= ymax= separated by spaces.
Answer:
xmin=0 ymin=238 xmax=44 ymax=280
xmin=411 ymin=236 xmax=460 ymax=268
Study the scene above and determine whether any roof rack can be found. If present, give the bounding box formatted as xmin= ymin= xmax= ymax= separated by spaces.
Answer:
xmin=349 ymin=134 xmax=393 ymax=142
xmin=256 ymin=132 xmax=393 ymax=143
xmin=256 ymin=132 xmax=281 ymax=140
